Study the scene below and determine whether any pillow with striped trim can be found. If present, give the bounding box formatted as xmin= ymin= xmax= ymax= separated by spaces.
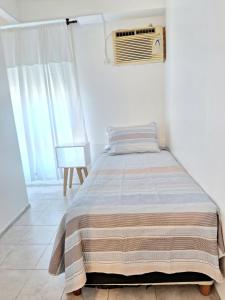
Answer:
xmin=107 ymin=123 xmax=160 ymax=155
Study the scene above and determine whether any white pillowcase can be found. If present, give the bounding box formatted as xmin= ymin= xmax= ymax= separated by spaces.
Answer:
xmin=107 ymin=123 xmax=160 ymax=155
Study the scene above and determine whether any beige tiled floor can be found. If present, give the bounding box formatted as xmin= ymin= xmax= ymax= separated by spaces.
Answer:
xmin=0 ymin=185 xmax=220 ymax=300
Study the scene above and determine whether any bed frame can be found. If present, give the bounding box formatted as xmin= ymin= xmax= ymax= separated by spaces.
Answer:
xmin=72 ymin=272 xmax=214 ymax=296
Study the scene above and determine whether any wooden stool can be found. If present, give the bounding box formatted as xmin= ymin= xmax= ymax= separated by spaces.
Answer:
xmin=55 ymin=143 xmax=90 ymax=197
xmin=63 ymin=167 xmax=88 ymax=196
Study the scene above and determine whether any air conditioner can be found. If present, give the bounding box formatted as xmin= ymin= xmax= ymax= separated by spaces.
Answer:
xmin=113 ymin=25 xmax=165 ymax=65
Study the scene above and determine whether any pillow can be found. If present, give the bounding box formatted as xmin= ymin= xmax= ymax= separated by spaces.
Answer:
xmin=107 ymin=123 xmax=160 ymax=155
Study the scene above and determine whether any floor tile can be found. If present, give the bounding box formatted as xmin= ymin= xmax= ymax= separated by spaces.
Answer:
xmin=0 ymin=245 xmax=14 ymax=264
xmin=108 ymin=286 xmax=156 ymax=300
xmin=29 ymin=199 xmax=50 ymax=212
xmin=18 ymin=226 xmax=57 ymax=245
xmin=36 ymin=244 xmax=54 ymax=269
xmin=38 ymin=211 xmax=64 ymax=226
xmin=0 ymin=245 xmax=46 ymax=269
xmin=0 ymin=226 xmax=28 ymax=244
xmin=155 ymin=285 xmax=219 ymax=300
xmin=44 ymin=199 xmax=71 ymax=212
xmin=29 ymin=192 xmax=62 ymax=199
xmin=14 ymin=210 xmax=43 ymax=226
xmin=16 ymin=270 xmax=64 ymax=300
xmin=0 ymin=270 xmax=31 ymax=300
xmin=61 ymin=288 xmax=109 ymax=300
xmin=0 ymin=226 xmax=57 ymax=245
xmin=14 ymin=210 xmax=64 ymax=226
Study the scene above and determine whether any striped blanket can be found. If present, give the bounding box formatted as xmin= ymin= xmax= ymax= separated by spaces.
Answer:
xmin=49 ymin=151 xmax=225 ymax=293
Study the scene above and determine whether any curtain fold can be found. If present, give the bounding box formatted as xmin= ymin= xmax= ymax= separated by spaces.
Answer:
xmin=1 ymin=23 xmax=87 ymax=183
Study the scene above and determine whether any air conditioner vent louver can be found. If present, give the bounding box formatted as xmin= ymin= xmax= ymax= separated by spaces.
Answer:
xmin=116 ymin=31 xmax=135 ymax=37
xmin=136 ymin=28 xmax=155 ymax=34
xmin=113 ymin=26 xmax=165 ymax=65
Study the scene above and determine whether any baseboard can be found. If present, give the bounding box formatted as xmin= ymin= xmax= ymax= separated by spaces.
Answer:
xmin=0 ymin=203 xmax=30 ymax=238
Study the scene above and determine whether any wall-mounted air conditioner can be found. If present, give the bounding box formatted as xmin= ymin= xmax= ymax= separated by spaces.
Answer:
xmin=113 ymin=25 xmax=165 ymax=65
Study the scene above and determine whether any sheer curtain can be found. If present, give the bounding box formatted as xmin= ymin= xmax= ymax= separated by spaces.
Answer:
xmin=1 ymin=23 xmax=87 ymax=183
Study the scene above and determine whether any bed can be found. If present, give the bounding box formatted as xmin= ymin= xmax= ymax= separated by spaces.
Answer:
xmin=49 ymin=150 xmax=225 ymax=296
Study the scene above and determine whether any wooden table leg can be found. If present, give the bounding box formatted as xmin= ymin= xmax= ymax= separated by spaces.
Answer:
xmin=73 ymin=289 xmax=82 ymax=296
xmin=199 ymin=285 xmax=212 ymax=296
xmin=76 ymin=168 xmax=84 ymax=184
xmin=69 ymin=168 xmax=74 ymax=188
xmin=63 ymin=168 xmax=69 ymax=196
xmin=83 ymin=167 xmax=88 ymax=177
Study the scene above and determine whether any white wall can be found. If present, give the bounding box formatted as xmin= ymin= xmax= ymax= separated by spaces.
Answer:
xmin=0 ymin=34 xmax=28 ymax=234
xmin=17 ymin=0 xmax=165 ymax=22
xmin=74 ymin=15 xmax=166 ymax=159
xmin=166 ymin=0 xmax=225 ymax=298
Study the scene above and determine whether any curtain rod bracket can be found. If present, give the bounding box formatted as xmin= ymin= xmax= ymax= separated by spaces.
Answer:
xmin=66 ymin=18 xmax=78 ymax=26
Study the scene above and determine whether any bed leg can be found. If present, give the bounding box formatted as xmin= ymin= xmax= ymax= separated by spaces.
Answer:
xmin=199 ymin=285 xmax=212 ymax=296
xmin=73 ymin=289 xmax=82 ymax=296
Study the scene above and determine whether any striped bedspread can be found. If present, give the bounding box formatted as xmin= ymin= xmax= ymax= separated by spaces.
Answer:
xmin=49 ymin=151 xmax=225 ymax=293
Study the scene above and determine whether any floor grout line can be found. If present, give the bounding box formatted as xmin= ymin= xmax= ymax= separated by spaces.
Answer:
xmin=14 ymin=271 xmax=32 ymax=300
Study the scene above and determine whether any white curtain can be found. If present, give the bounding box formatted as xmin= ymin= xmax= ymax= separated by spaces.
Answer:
xmin=1 ymin=23 xmax=87 ymax=183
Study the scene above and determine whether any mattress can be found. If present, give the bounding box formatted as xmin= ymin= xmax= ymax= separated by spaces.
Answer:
xmin=49 ymin=150 xmax=225 ymax=293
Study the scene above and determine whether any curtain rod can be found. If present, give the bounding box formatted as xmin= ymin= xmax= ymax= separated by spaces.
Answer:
xmin=0 ymin=18 xmax=78 ymax=30
xmin=66 ymin=18 xmax=78 ymax=25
